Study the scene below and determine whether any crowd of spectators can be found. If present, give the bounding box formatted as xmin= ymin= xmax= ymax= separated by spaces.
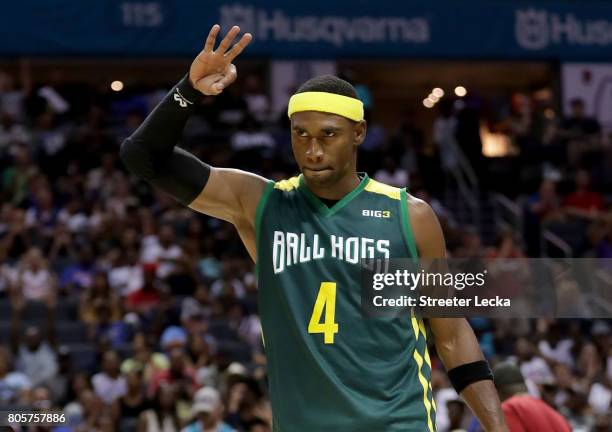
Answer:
xmin=0 ymin=67 xmax=610 ymax=431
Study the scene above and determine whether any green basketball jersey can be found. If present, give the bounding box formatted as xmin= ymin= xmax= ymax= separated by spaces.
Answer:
xmin=255 ymin=173 xmax=436 ymax=432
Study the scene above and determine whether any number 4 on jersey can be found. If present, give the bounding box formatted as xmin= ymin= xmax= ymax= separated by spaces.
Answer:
xmin=308 ymin=282 xmax=339 ymax=344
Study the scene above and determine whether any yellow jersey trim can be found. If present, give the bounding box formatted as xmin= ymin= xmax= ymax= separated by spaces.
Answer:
xmin=364 ymin=179 xmax=402 ymax=200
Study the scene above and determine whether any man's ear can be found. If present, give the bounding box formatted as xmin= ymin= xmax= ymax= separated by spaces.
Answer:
xmin=354 ymin=120 xmax=367 ymax=146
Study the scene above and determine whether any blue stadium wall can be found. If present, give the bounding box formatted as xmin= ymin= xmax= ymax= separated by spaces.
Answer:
xmin=1 ymin=1 xmax=612 ymax=60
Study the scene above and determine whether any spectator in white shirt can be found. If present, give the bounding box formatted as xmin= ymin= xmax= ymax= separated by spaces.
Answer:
xmin=141 ymin=224 xmax=184 ymax=280
xmin=11 ymin=299 xmax=59 ymax=390
xmin=92 ymin=350 xmax=127 ymax=404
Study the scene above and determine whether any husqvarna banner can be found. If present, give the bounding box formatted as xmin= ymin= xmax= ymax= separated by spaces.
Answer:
xmin=1 ymin=0 xmax=612 ymax=59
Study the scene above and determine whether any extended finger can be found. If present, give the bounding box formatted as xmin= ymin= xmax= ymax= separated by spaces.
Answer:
xmin=204 ymin=24 xmax=220 ymax=53
xmin=225 ymin=33 xmax=252 ymax=62
xmin=217 ymin=25 xmax=241 ymax=53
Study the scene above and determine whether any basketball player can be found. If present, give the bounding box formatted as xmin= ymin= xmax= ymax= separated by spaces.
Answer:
xmin=120 ymin=24 xmax=508 ymax=431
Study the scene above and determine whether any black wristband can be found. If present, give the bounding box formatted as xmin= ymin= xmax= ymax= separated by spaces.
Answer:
xmin=447 ymin=360 xmax=493 ymax=394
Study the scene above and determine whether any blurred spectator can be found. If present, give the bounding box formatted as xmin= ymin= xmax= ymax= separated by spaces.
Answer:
xmin=230 ymin=115 xmax=275 ymax=172
xmin=85 ymin=152 xmax=123 ymax=200
xmin=2 ymin=144 xmax=38 ymax=206
xmin=125 ymin=266 xmax=162 ymax=315
xmin=149 ymin=347 xmax=196 ymax=399
xmin=121 ymin=332 xmax=169 ymax=382
xmin=243 ymin=74 xmax=270 ymax=124
xmin=47 ymin=345 xmax=73 ymax=405
xmin=92 ymin=350 xmax=126 ymax=405
xmin=141 ymin=224 xmax=184 ymax=280
xmin=190 ymin=335 xmax=219 ymax=389
xmin=211 ymin=263 xmax=245 ymax=300
xmin=182 ymin=386 xmax=235 ymax=432
xmin=0 ymin=112 xmax=30 ymax=152
xmin=57 ymin=195 xmax=90 ymax=234
xmin=524 ymin=178 xmax=563 ymax=255
xmin=181 ymin=284 xmax=212 ymax=334
xmin=117 ymin=369 xmax=150 ymax=421
xmin=513 ymin=337 xmax=554 ymax=395
xmin=224 ymin=377 xmax=270 ymax=431
xmin=446 ymin=398 xmax=467 ymax=432
xmin=0 ymin=71 xmax=26 ymax=119
xmin=80 ymin=271 xmax=122 ymax=334
xmin=60 ymin=245 xmax=96 ymax=294
xmin=493 ymin=361 xmax=571 ymax=432
xmin=560 ymin=388 xmax=595 ymax=432
xmin=227 ymin=303 xmax=261 ymax=350
xmin=0 ymin=205 xmax=30 ymax=263
xmin=10 ymin=295 xmax=58 ymax=388
xmin=161 ymin=326 xmax=189 ymax=352
xmin=527 ymin=179 xmax=563 ymax=225
xmin=558 ymin=98 xmax=602 ymax=168
xmin=538 ymin=322 xmax=574 ymax=368
xmin=359 ymin=109 xmax=386 ymax=173
xmin=25 ymin=186 xmax=60 ymax=242
xmin=563 ymin=169 xmax=605 ymax=220
xmin=560 ymin=98 xmax=601 ymax=138
xmin=14 ymin=247 xmax=57 ymax=301
xmin=108 ymin=247 xmax=144 ymax=296
xmin=433 ymin=99 xmax=460 ymax=178
xmin=374 ymin=156 xmax=408 ymax=188
xmin=0 ymin=346 xmax=31 ymax=404
xmin=138 ymin=383 xmax=181 ymax=432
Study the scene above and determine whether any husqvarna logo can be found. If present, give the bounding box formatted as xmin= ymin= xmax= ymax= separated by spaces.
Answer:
xmin=515 ymin=8 xmax=612 ymax=50
xmin=515 ymin=8 xmax=550 ymax=50
xmin=220 ymin=5 xmax=256 ymax=34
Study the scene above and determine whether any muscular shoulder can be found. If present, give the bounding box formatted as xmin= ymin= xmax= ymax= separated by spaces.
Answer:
xmin=406 ymin=193 xmax=434 ymax=223
xmin=405 ymin=193 xmax=446 ymax=258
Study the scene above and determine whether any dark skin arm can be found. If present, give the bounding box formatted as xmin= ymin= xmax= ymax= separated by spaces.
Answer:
xmin=407 ymin=195 xmax=508 ymax=432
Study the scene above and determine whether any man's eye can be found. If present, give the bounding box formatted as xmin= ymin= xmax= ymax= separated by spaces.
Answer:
xmin=297 ymin=130 xmax=308 ymax=137
xmin=324 ymin=131 xmax=336 ymax=137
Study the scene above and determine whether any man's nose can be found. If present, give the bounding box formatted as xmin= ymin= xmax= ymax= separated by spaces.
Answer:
xmin=306 ymin=138 xmax=324 ymax=160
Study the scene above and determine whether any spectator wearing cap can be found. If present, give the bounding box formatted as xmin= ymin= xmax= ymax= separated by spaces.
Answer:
xmin=494 ymin=361 xmax=571 ymax=432
xmin=160 ymin=326 xmax=188 ymax=352
xmin=182 ymin=386 xmax=235 ymax=432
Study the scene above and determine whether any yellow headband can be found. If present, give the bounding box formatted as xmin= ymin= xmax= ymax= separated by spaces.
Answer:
xmin=287 ymin=91 xmax=364 ymax=121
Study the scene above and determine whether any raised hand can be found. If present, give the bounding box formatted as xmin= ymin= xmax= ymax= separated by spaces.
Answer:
xmin=189 ymin=24 xmax=252 ymax=96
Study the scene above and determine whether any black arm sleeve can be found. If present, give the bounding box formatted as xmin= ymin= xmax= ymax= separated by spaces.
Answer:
xmin=119 ymin=74 xmax=211 ymax=206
